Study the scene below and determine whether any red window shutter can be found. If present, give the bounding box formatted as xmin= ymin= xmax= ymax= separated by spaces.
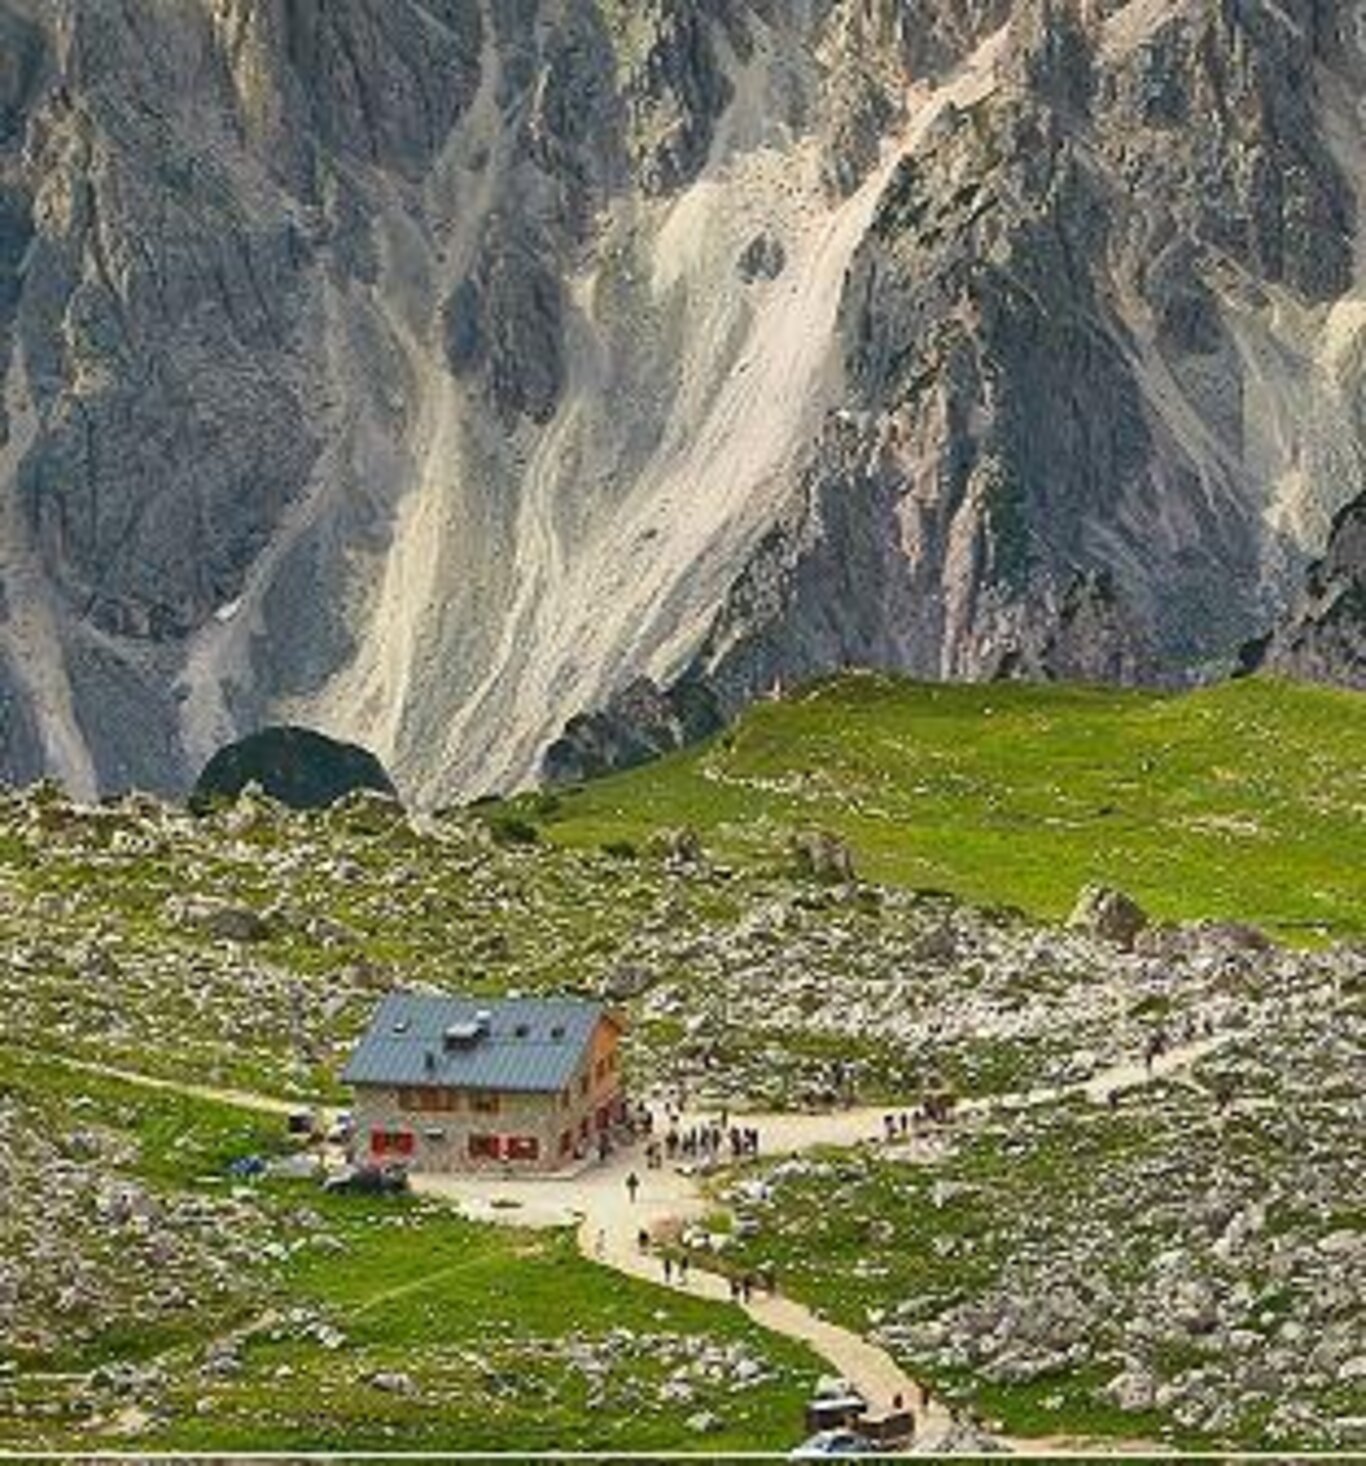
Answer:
xmin=371 ymin=1127 xmax=388 ymax=1155
xmin=395 ymin=1131 xmax=415 ymax=1156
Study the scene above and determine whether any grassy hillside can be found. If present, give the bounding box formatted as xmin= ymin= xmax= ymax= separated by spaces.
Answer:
xmin=521 ymin=674 xmax=1365 ymax=940
xmin=0 ymin=1049 xmax=819 ymax=1452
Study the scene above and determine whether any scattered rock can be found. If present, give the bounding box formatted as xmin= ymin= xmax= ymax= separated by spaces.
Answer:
xmin=1068 ymin=883 xmax=1148 ymax=947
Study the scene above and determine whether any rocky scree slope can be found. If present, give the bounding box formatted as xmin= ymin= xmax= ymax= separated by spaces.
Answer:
xmin=0 ymin=0 xmax=1364 ymax=802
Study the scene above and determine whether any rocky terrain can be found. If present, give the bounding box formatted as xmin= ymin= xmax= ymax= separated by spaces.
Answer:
xmin=0 ymin=771 xmax=1361 ymax=1448
xmin=717 ymin=991 xmax=1364 ymax=1450
xmin=0 ymin=1051 xmax=815 ymax=1450
xmin=1 ymin=0 xmax=1365 ymax=802
xmin=1245 ymin=490 xmax=1366 ymax=688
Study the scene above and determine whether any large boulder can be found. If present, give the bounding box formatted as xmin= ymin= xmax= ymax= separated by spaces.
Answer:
xmin=190 ymin=726 xmax=397 ymax=814
xmin=790 ymin=829 xmax=856 ymax=883
xmin=1067 ymin=883 xmax=1148 ymax=947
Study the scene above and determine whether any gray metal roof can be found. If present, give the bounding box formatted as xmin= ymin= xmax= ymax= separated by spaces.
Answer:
xmin=342 ymin=992 xmax=610 ymax=1093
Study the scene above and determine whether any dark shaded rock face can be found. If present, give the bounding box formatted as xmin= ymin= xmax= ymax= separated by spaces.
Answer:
xmin=543 ymin=676 xmax=722 ymax=785
xmin=737 ymin=232 xmax=786 ymax=282
xmin=0 ymin=0 xmax=1364 ymax=801
xmin=1242 ymin=494 xmax=1366 ymax=689
xmin=190 ymin=727 xmax=397 ymax=813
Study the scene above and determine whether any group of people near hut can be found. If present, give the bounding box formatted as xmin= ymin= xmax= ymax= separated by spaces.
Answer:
xmin=881 ymin=1088 xmax=957 ymax=1141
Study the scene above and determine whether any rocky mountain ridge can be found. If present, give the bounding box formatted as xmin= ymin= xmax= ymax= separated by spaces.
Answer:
xmin=0 ymin=0 xmax=1363 ymax=802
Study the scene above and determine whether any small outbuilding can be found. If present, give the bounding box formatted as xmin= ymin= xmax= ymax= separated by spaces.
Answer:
xmin=342 ymin=992 xmax=627 ymax=1173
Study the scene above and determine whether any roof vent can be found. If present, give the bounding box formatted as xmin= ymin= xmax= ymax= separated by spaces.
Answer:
xmin=513 ymin=1022 xmax=530 ymax=1039
xmin=549 ymin=1024 xmax=565 ymax=1041
xmin=423 ymin=1050 xmax=437 ymax=1073
xmin=443 ymin=1021 xmax=485 ymax=1051
xmin=392 ymin=1018 xmax=410 ymax=1034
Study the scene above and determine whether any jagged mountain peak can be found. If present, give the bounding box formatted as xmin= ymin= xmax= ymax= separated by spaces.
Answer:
xmin=0 ymin=0 xmax=1363 ymax=801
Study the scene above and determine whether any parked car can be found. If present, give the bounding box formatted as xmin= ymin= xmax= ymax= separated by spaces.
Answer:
xmin=789 ymin=1428 xmax=875 ymax=1460
xmin=322 ymin=1163 xmax=409 ymax=1195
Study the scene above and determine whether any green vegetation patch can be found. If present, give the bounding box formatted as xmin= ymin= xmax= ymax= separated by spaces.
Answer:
xmin=525 ymin=675 xmax=1366 ymax=939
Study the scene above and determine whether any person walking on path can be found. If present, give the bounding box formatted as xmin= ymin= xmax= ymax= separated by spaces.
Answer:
xmin=626 ymin=1170 xmax=640 ymax=1203
xmin=678 ymin=1253 xmax=689 ymax=1286
xmin=594 ymin=1227 xmax=606 ymax=1259
xmin=663 ymin=1254 xmax=674 ymax=1284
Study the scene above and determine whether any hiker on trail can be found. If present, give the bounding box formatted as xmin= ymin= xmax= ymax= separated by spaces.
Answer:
xmin=626 ymin=1171 xmax=640 ymax=1202
xmin=663 ymin=1254 xmax=673 ymax=1284
xmin=898 ymin=1111 xmax=910 ymax=1136
xmin=741 ymin=1273 xmax=754 ymax=1303
xmin=729 ymin=1276 xmax=742 ymax=1303
xmin=594 ymin=1228 xmax=606 ymax=1259
xmin=678 ymin=1254 xmax=689 ymax=1285
xmin=637 ymin=1227 xmax=650 ymax=1253
xmin=883 ymin=1113 xmax=897 ymax=1141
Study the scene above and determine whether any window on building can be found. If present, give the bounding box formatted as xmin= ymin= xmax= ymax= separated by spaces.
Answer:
xmin=398 ymin=1086 xmax=459 ymax=1112
xmin=370 ymin=1127 xmax=389 ymax=1155
xmin=505 ymin=1135 xmax=539 ymax=1161
xmin=423 ymin=1127 xmax=446 ymax=1143
xmin=559 ymin=1130 xmax=572 ymax=1156
xmin=470 ymin=1091 xmax=500 ymax=1114
xmin=373 ymin=1127 xmax=413 ymax=1155
xmin=468 ymin=1134 xmax=499 ymax=1159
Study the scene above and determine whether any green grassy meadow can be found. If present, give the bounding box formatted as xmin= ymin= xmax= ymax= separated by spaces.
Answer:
xmin=520 ymin=674 xmax=1366 ymax=939
xmin=0 ymin=1049 xmax=820 ymax=1452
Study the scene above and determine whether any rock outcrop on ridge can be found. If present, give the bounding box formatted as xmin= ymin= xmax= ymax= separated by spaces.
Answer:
xmin=1241 ymin=491 xmax=1366 ymax=688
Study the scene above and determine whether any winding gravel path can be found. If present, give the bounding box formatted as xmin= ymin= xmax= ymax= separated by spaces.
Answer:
xmin=418 ymin=1034 xmax=1227 ymax=1452
xmin=29 ymin=1034 xmax=1224 ymax=1452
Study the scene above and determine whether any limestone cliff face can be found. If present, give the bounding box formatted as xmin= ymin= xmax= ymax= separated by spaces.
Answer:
xmin=681 ymin=0 xmax=1366 ymax=723
xmin=0 ymin=0 xmax=1362 ymax=801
